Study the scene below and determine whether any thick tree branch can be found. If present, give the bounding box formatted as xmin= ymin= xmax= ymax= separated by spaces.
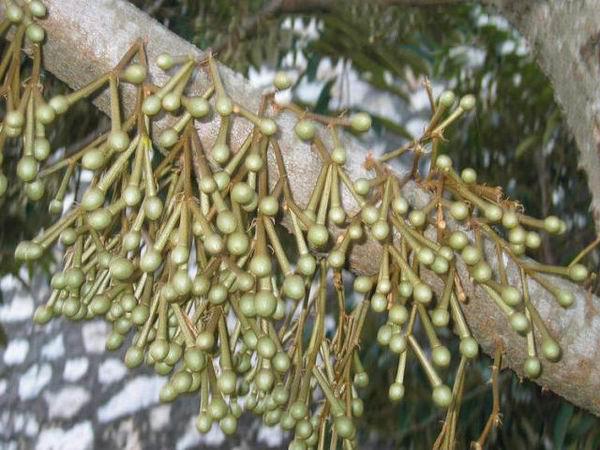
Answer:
xmin=5 ymin=0 xmax=600 ymax=416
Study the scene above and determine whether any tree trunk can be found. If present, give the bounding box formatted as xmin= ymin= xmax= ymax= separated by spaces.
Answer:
xmin=2 ymin=0 xmax=600 ymax=422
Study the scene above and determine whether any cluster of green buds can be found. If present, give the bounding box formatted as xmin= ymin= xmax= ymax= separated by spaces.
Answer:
xmin=4 ymin=4 xmax=593 ymax=449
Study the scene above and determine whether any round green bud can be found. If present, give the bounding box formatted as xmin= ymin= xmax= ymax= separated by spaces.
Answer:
xmin=26 ymin=24 xmax=45 ymax=43
xmin=32 ymin=138 xmax=51 ymax=161
xmin=273 ymin=71 xmax=291 ymax=90
xmin=432 ymin=345 xmax=451 ymax=367
xmin=255 ymin=368 xmax=274 ymax=392
xmin=459 ymin=337 xmax=479 ymax=359
xmin=450 ymin=201 xmax=469 ymax=221
xmin=140 ymin=248 xmax=162 ymax=272
xmin=87 ymin=208 xmax=112 ymax=230
xmin=542 ymin=339 xmax=561 ymax=362
xmin=196 ymin=413 xmax=213 ymax=433
xmin=556 ymin=290 xmax=574 ymax=308
xmin=33 ymin=304 xmax=53 ymax=325
xmin=334 ymin=415 xmax=355 ymax=439
xmin=484 ymin=205 xmax=503 ymax=222
xmin=510 ymin=312 xmax=530 ymax=334
xmin=196 ymin=330 xmax=215 ymax=351
xmin=307 ymin=224 xmax=328 ymax=248
xmin=331 ymin=147 xmax=346 ymax=165
xmin=388 ymin=304 xmax=408 ymax=325
xmin=142 ymin=95 xmax=162 ymax=116
xmin=161 ymin=92 xmax=181 ymax=112
xmin=360 ymin=205 xmax=379 ymax=225
xmin=417 ymin=247 xmax=435 ymax=266
xmin=250 ymin=254 xmax=272 ymax=278
xmin=110 ymin=257 xmax=134 ymax=281
xmin=435 ymin=154 xmax=452 ymax=172
xmin=354 ymin=275 xmax=373 ymax=294
xmin=36 ymin=103 xmax=56 ymax=125
xmin=388 ymin=382 xmax=405 ymax=402
xmin=257 ymin=335 xmax=276 ymax=359
xmin=209 ymin=398 xmax=228 ymax=420
xmin=208 ymin=283 xmax=228 ymax=305
xmin=156 ymin=53 xmax=174 ymax=70
xmin=328 ymin=206 xmax=346 ymax=225
xmin=260 ymin=118 xmax=277 ymax=136
xmin=294 ymin=119 xmax=316 ymax=140
xmin=290 ymin=401 xmax=308 ymax=420
xmin=461 ymin=245 xmax=481 ymax=266
xmin=203 ymin=233 xmax=224 ymax=255
xmin=220 ymin=414 xmax=238 ymax=435
xmin=81 ymin=148 xmax=106 ymax=170
xmin=371 ymin=220 xmax=389 ymax=241
xmin=510 ymin=243 xmax=526 ymax=256
xmin=283 ymin=274 xmax=305 ymax=300
xmin=448 ymin=231 xmax=468 ymax=251
xmin=501 ymin=286 xmax=522 ymax=306
xmin=543 ymin=215 xmax=561 ymax=234
xmin=524 ymin=356 xmax=542 ymax=379
xmin=185 ymin=96 xmax=210 ymax=118
xmin=49 ymin=95 xmax=69 ymax=115
xmin=145 ymin=196 xmax=164 ymax=220
xmin=460 ymin=168 xmax=477 ymax=185
xmin=29 ymin=1 xmax=47 ymax=17
xmin=259 ymin=196 xmax=279 ymax=216
xmin=17 ymin=156 xmax=38 ymax=182
xmin=59 ymin=228 xmax=77 ymax=246
xmin=297 ymin=253 xmax=317 ymax=276
xmin=508 ymin=226 xmax=527 ymax=245
xmin=159 ymin=128 xmax=179 ymax=148
xmin=211 ymin=143 xmax=230 ymax=165
xmin=472 ymin=261 xmax=492 ymax=282
xmin=409 ymin=209 xmax=426 ymax=227
xmin=215 ymin=96 xmax=233 ymax=116
xmin=185 ymin=347 xmax=206 ymax=372
xmin=501 ymin=210 xmax=519 ymax=229
xmin=227 ymin=231 xmax=249 ymax=255
xmin=389 ymin=333 xmax=407 ymax=354
xmin=371 ymin=293 xmax=387 ymax=313
xmin=82 ymin=186 xmax=105 ymax=211
xmin=172 ymin=371 xmax=193 ymax=393
xmin=6 ymin=4 xmax=23 ymax=22
xmin=459 ymin=94 xmax=476 ymax=111
xmin=255 ymin=290 xmax=277 ymax=317
xmin=122 ymin=231 xmax=141 ymax=252
xmin=398 ymin=280 xmax=413 ymax=298
xmin=109 ymin=130 xmax=130 ymax=152
xmin=392 ymin=196 xmax=409 ymax=216
xmin=432 ymin=385 xmax=453 ymax=408
xmin=568 ymin=264 xmax=588 ymax=282
xmin=439 ymin=90 xmax=455 ymax=108
xmin=216 ymin=210 xmax=237 ymax=234
xmin=413 ymin=282 xmax=432 ymax=304
xmin=431 ymin=256 xmax=449 ymax=274
xmin=123 ymin=64 xmax=147 ymax=84
xmin=231 ymin=182 xmax=254 ymax=205
xmin=350 ymin=111 xmax=372 ymax=133
xmin=124 ymin=346 xmax=144 ymax=368
xmin=525 ymin=231 xmax=542 ymax=249
xmin=150 ymin=339 xmax=170 ymax=361
xmin=272 ymin=352 xmax=291 ymax=372
xmin=431 ymin=308 xmax=450 ymax=327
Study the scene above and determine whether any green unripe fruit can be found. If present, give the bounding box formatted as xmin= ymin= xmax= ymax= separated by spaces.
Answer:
xmin=211 ymin=143 xmax=230 ymax=165
xmin=172 ymin=270 xmax=192 ymax=297
xmin=459 ymin=168 xmax=476 ymax=185
xmin=150 ymin=339 xmax=170 ymax=362
xmin=459 ymin=94 xmax=476 ymax=111
xmin=157 ymin=53 xmax=174 ymax=70
xmin=525 ymin=231 xmax=541 ymax=249
xmin=255 ymin=290 xmax=277 ymax=317
xmin=371 ymin=293 xmax=387 ymax=313
xmin=208 ymin=283 xmax=228 ymax=305
xmin=216 ymin=210 xmax=236 ymax=234
xmin=331 ymin=147 xmax=346 ymax=165
xmin=110 ymin=257 xmax=134 ymax=280
xmin=239 ymin=293 xmax=256 ymax=317
xmin=459 ymin=337 xmax=479 ymax=359
xmin=82 ymin=148 xmax=106 ymax=170
xmin=431 ymin=308 xmax=450 ymax=327
xmin=256 ymin=368 xmax=274 ymax=392
xmin=242 ymin=330 xmax=257 ymax=349
xmin=121 ymin=63 xmax=146 ymax=84
xmin=350 ymin=112 xmax=371 ymax=133
xmin=556 ymin=290 xmax=574 ymax=308
xmin=140 ymin=248 xmax=162 ymax=272
xmin=439 ymin=90 xmax=455 ymax=108
xmin=33 ymin=138 xmax=51 ymax=161
xmin=6 ymin=4 xmax=23 ymax=22
xmin=109 ymin=130 xmax=130 ymax=152
xmin=203 ymin=233 xmax=224 ymax=255
xmin=257 ymin=335 xmax=276 ymax=359
xmin=295 ymin=119 xmax=316 ymax=140
xmin=159 ymin=128 xmax=179 ymax=148
xmin=29 ymin=1 xmax=47 ymax=17
xmin=213 ymin=171 xmax=231 ymax=192
xmin=388 ymin=304 xmax=408 ymax=325
xmin=472 ymin=261 xmax=492 ymax=282
xmin=432 ymin=345 xmax=451 ymax=367
xmin=376 ymin=279 xmax=391 ymax=294
xmin=260 ymin=119 xmax=277 ymax=136
xmin=159 ymin=383 xmax=177 ymax=403
xmin=431 ymin=256 xmax=449 ymax=274
xmin=348 ymin=222 xmax=363 ymax=240
xmin=297 ymin=253 xmax=317 ymax=276
xmin=524 ymin=356 xmax=542 ymax=378
xmin=259 ymin=196 xmax=279 ymax=216
xmin=353 ymin=178 xmax=370 ymax=196
xmin=372 ymin=220 xmax=389 ymax=240
xmin=60 ymin=228 xmax=77 ymax=246
xmin=508 ymin=226 xmax=527 ymax=245
xmin=220 ymin=414 xmax=238 ymax=435
xmin=14 ymin=241 xmax=44 ymax=261
xmin=542 ymin=339 xmax=561 ymax=362
xmin=354 ymin=275 xmax=373 ymax=294
xmin=26 ymin=24 xmax=45 ymax=43
xmin=36 ymin=103 xmax=56 ymax=125
xmin=352 ymin=398 xmax=364 ymax=417
xmin=195 ymin=331 xmax=215 ymax=352
xmin=171 ymin=245 xmax=189 ymax=266
xmin=145 ymin=196 xmax=164 ymax=220
xmin=501 ymin=286 xmax=522 ymax=306
xmin=250 ymin=254 xmax=272 ymax=277
xmin=417 ymin=247 xmax=435 ymax=266
xmin=49 ymin=95 xmax=69 ymax=115
xmin=272 ymin=352 xmax=290 ymax=372
xmin=398 ymin=280 xmax=413 ymax=298
xmin=231 ymin=182 xmax=254 ymax=204
xmin=328 ymin=206 xmax=346 ymax=225
xmin=17 ymin=156 xmax=38 ymax=182
xmin=161 ymin=92 xmax=181 ymax=111
xmin=409 ymin=210 xmax=426 ymax=228
xmin=501 ymin=210 xmax=519 ymax=229
xmin=334 ymin=415 xmax=355 ymax=439
xmin=510 ymin=243 xmax=526 ymax=256
xmin=450 ymin=201 xmax=469 ymax=221
xmin=105 ymin=332 xmax=124 ymax=351
xmin=283 ymin=274 xmax=305 ymax=300
xmin=361 ymin=205 xmax=379 ymax=225
xmin=51 ymin=273 xmax=67 ymax=290
xmin=290 ymin=401 xmax=308 ymax=420
xmin=543 ymin=215 xmax=561 ymax=234
xmin=510 ymin=312 xmax=530 ymax=334
xmin=432 ymin=385 xmax=453 ymax=408
xmin=392 ymin=196 xmax=409 ymax=216
xmin=568 ymin=264 xmax=588 ymax=282
xmin=448 ymin=231 xmax=468 ymax=250
xmin=245 ymin=153 xmax=264 ymax=172
xmin=215 ymin=95 xmax=233 ymax=116
xmin=388 ymin=382 xmax=405 ymax=402
xmin=295 ymin=419 xmax=313 ymax=439
xmin=307 ymin=224 xmax=328 ymax=248
xmin=195 ymin=413 xmax=212 ymax=433
xmin=82 ymin=186 xmax=105 ymax=211
xmin=87 ymin=208 xmax=112 ymax=230
xmin=172 ymin=371 xmax=193 ymax=393
xmin=413 ymin=283 xmax=432 ymax=304
xmin=389 ymin=333 xmax=407 ymax=354
xmin=273 ymin=71 xmax=291 ymax=90
xmin=461 ymin=245 xmax=481 ymax=265
xmin=484 ymin=205 xmax=503 ymax=222
xmin=209 ymin=398 xmax=228 ymax=420
xmin=122 ymin=230 xmax=141 ymax=252
xmin=125 ymin=346 xmax=144 ymax=368
xmin=33 ymin=305 xmax=53 ymax=325
xmin=435 ymin=154 xmax=452 ymax=172
xmin=186 ymin=97 xmax=210 ymax=118
xmin=288 ymin=440 xmax=306 ymax=450
xmin=227 ymin=231 xmax=249 ymax=255
xmin=142 ymin=95 xmax=162 ymax=116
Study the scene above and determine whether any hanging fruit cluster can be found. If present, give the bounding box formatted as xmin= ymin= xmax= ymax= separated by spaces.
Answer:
xmin=1 ymin=2 xmax=593 ymax=449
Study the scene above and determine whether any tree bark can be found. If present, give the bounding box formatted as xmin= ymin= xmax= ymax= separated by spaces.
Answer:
xmin=4 ymin=0 xmax=600 ymax=416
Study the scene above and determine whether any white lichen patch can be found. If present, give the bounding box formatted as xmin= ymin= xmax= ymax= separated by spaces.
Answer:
xmin=18 ymin=364 xmax=52 ymax=400
xmin=0 ymin=295 xmax=33 ymax=322
xmin=35 ymin=421 xmax=94 ymax=450
xmin=150 ymin=405 xmax=171 ymax=431
xmin=62 ymin=358 xmax=89 ymax=382
xmin=97 ymin=376 xmax=163 ymax=423
xmin=81 ymin=321 xmax=108 ymax=353
xmin=97 ymin=358 xmax=127 ymax=385
xmin=41 ymin=334 xmax=65 ymax=360
xmin=44 ymin=386 xmax=91 ymax=419
xmin=3 ymin=338 xmax=29 ymax=365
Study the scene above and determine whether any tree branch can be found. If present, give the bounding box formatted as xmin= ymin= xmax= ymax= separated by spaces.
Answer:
xmin=6 ymin=0 xmax=600 ymax=416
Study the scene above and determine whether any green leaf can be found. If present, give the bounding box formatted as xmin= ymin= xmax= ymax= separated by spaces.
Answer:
xmin=554 ymin=403 xmax=574 ymax=449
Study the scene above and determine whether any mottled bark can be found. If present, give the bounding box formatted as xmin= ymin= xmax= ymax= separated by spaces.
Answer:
xmin=2 ymin=0 xmax=600 ymax=419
